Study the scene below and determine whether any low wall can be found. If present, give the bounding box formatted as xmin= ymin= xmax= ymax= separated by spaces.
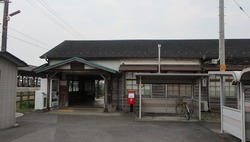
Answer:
xmin=141 ymin=98 xmax=193 ymax=114
xmin=245 ymin=100 xmax=250 ymax=140
xmin=17 ymin=87 xmax=40 ymax=92
xmin=222 ymin=106 xmax=242 ymax=140
xmin=192 ymin=99 xmax=199 ymax=118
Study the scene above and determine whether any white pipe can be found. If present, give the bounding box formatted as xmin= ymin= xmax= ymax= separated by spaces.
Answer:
xmin=158 ymin=44 xmax=161 ymax=74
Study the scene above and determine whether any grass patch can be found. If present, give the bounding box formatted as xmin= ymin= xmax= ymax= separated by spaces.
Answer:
xmin=16 ymin=101 xmax=34 ymax=112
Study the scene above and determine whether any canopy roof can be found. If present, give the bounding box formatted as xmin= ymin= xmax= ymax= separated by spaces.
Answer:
xmin=135 ymin=73 xmax=208 ymax=84
xmin=34 ymin=57 xmax=117 ymax=74
xmin=209 ymin=67 xmax=250 ymax=84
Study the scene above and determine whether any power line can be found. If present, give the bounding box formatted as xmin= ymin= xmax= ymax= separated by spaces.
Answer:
xmin=36 ymin=0 xmax=85 ymax=39
xmin=24 ymin=0 xmax=82 ymax=39
xmin=233 ymin=0 xmax=250 ymax=18
xmin=9 ymin=27 xmax=52 ymax=48
xmin=8 ymin=34 xmax=50 ymax=51
xmin=25 ymin=0 xmax=80 ymax=38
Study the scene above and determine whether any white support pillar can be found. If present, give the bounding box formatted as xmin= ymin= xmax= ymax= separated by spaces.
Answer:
xmin=220 ymin=76 xmax=225 ymax=133
xmin=198 ymin=79 xmax=201 ymax=120
xmin=236 ymin=84 xmax=240 ymax=109
xmin=101 ymin=74 xmax=109 ymax=112
xmin=104 ymin=78 xmax=109 ymax=112
xmin=47 ymin=76 xmax=51 ymax=110
xmin=241 ymin=83 xmax=246 ymax=142
xmin=139 ymin=76 xmax=142 ymax=119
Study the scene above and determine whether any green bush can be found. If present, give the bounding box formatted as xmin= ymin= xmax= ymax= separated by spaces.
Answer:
xmin=16 ymin=101 xmax=34 ymax=111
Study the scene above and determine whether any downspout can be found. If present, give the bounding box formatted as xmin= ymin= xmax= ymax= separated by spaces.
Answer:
xmin=122 ymin=73 xmax=126 ymax=110
xmin=139 ymin=76 xmax=142 ymax=119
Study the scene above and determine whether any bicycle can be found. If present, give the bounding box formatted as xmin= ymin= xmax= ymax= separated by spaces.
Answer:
xmin=176 ymin=101 xmax=191 ymax=120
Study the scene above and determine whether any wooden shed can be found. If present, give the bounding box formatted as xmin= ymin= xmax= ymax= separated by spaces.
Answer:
xmin=0 ymin=51 xmax=27 ymax=129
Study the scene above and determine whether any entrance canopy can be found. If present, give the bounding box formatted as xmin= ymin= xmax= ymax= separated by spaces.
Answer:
xmin=34 ymin=57 xmax=118 ymax=74
xmin=136 ymin=73 xmax=209 ymax=84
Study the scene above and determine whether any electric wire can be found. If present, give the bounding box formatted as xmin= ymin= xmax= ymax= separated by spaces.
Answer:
xmin=24 ymin=0 xmax=82 ymax=39
xmin=25 ymin=0 xmax=80 ymax=38
xmin=9 ymin=27 xmax=52 ymax=48
xmin=233 ymin=0 xmax=250 ymax=18
xmin=36 ymin=0 xmax=84 ymax=39
xmin=8 ymin=34 xmax=50 ymax=51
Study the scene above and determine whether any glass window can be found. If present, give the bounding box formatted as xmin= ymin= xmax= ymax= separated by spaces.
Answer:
xmin=73 ymin=81 xmax=79 ymax=91
xmin=167 ymin=84 xmax=192 ymax=98
xmin=69 ymin=80 xmax=79 ymax=92
xmin=69 ymin=81 xmax=72 ymax=92
xmin=209 ymin=75 xmax=236 ymax=97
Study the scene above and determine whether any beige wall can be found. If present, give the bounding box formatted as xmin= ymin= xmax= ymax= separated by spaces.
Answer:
xmin=49 ymin=58 xmax=200 ymax=72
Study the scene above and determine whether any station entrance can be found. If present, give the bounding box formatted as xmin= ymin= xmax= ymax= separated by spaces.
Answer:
xmin=34 ymin=57 xmax=117 ymax=112
xmin=67 ymin=75 xmax=104 ymax=108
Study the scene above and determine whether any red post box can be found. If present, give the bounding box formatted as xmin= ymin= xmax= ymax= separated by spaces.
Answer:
xmin=128 ymin=90 xmax=136 ymax=112
xmin=128 ymin=90 xmax=136 ymax=105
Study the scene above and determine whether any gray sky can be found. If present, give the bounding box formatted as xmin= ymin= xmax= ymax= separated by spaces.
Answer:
xmin=2 ymin=0 xmax=250 ymax=65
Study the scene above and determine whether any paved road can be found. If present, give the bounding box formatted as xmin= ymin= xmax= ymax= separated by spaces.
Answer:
xmin=0 ymin=112 xmax=240 ymax=142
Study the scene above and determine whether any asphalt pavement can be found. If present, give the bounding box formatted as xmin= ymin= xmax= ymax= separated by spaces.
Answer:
xmin=0 ymin=111 xmax=241 ymax=142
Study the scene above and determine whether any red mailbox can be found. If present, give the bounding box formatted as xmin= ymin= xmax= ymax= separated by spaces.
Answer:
xmin=127 ymin=90 xmax=136 ymax=105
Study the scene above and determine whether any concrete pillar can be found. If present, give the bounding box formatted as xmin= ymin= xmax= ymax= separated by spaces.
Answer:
xmin=104 ymin=76 xmax=109 ymax=112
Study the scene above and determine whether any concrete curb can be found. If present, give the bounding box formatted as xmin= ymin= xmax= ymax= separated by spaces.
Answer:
xmin=15 ymin=112 xmax=24 ymax=118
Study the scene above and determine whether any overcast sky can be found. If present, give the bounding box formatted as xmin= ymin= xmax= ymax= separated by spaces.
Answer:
xmin=1 ymin=0 xmax=250 ymax=65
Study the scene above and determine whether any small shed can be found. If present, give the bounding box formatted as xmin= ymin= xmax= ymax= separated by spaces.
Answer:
xmin=0 ymin=51 xmax=27 ymax=129
xmin=135 ymin=73 xmax=208 ymax=120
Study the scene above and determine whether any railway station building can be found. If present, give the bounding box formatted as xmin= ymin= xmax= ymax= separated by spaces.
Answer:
xmin=34 ymin=39 xmax=250 ymax=114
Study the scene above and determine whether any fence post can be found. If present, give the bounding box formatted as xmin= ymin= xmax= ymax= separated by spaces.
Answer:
xmin=27 ymin=92 xmax=30 ymax=107
xmin=19 ymin=92 xmax=23 ymax=110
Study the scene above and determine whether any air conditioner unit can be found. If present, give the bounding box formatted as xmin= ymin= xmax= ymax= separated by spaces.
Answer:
xmin=201 ymin=101 xmax=209 ymax=111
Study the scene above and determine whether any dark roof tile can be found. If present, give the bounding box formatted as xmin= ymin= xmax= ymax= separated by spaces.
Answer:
xmin=0 ymin=51 xmax=28 ymax=67
xmin=40 ymin=39 xmax=250 ymax=59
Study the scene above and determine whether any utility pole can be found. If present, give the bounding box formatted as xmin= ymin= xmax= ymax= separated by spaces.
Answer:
xmin=1 ymin=0 xmax=9 ymax=52
xmin=219 ymin=0 xmax=226 ymax=71
xmin=219 ymin=0 xmax=226 ymax=134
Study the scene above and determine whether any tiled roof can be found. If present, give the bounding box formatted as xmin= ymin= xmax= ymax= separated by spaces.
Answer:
xmin=41 ymin=39 xmax=250 ymax=59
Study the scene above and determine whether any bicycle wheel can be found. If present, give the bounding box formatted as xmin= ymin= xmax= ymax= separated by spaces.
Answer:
xmin=185 ymin=112 xmax=190 ymax=120
xmin=176 ymin=104 xmax=185 ymax=116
